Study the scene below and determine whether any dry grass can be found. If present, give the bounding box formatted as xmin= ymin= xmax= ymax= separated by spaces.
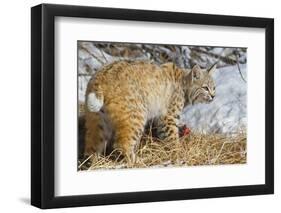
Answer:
xmin=78 ymin=131 xmax=246 ymax=171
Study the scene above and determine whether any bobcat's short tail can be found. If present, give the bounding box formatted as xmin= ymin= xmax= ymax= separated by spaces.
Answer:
xmin=86 ymin=91 xmax=104 ymax=112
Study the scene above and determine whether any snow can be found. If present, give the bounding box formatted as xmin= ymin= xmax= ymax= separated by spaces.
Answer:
xmin=78 ymin=76 xmax=91 ymax=102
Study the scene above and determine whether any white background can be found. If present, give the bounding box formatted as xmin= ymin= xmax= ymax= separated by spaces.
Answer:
xmin=56 ymin=18 xmax=265 ymax=196
xmin=0 ymin=0 xmax=279 ymax=212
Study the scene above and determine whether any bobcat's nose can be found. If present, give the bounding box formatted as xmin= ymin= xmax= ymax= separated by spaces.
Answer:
xmin=208 ymin=95 xmax=214 ymax=102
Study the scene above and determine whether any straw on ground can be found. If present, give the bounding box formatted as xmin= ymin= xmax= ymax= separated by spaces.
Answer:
xmin=78 ymin=131 xmax=246 ymax=171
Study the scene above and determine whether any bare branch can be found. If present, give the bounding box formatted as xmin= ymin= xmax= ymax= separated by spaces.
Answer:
xmin=98 ymin=47 xmax=108 ymax=64
xmin=80 ymin=45 xmax=105 ymax=65
xmin=235 ymin=53 xmax=247 ymax=83
xmin=78 ymin=73 xmax=93 ymax=76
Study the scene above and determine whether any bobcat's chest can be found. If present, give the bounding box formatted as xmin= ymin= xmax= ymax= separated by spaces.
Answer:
xmin=145 ymin=84 xmax=172 ymax=120
xmin=147 ymin=99 xmax=167 ymax=120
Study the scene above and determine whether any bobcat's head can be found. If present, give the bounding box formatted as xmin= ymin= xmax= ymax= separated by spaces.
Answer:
xmin=184 ymin=64 xmax=216 ymax=105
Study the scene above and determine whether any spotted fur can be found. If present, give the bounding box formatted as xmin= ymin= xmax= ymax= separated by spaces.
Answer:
xmin=84 ymin=61 xmax=216 ymax=163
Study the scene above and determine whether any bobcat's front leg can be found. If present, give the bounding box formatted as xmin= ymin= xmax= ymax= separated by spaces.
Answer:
xmin=157 ymin=114 xmax=180 ymax=143
xmin=157 ymin=95 xmax=184 ymax=143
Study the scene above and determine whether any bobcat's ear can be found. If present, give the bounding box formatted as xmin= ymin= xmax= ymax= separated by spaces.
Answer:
xmin=208 ymin=63 xmax=217 ymax=76
xmin=191 ymin=64 xmax=202 ymax=80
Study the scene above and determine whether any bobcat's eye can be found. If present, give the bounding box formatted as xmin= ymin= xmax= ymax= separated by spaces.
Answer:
xmin=202 ymin=86 xmax=209 ymax=91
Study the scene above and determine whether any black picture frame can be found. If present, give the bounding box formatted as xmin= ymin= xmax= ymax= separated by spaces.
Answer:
xmin=31 ymin=3 xmax=274 ymax=209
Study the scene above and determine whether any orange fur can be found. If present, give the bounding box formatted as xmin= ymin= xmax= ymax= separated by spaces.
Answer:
xmin=84 ymin=61 xmax=216 ymax=163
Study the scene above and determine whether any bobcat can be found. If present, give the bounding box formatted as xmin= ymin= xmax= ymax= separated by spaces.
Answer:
xmin=84 ymin=61 xmax=216 ymax=163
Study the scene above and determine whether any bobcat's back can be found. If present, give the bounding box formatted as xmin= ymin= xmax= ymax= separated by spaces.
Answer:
xmin=86 ymin=61 xmax=183 ymax=119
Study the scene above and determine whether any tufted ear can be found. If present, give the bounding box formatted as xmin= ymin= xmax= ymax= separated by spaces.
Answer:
xmin=208 ymin=63 xmax=217 ymax=76
xmin=191 ymin=64 xmax=202 ymax=80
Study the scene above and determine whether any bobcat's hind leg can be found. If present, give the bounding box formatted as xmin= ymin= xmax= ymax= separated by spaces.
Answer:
xmin=84 ymin=111 xmax=111 ymax=158
xmin=111 ymin=112 xmax=146 ymax=165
